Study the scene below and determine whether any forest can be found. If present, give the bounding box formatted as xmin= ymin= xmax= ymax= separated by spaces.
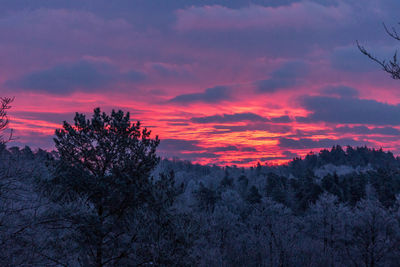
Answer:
xmin=2 ymin=102 xmax=400 ymax=266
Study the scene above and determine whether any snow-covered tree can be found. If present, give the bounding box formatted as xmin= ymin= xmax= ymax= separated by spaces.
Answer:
xmin=345 ymin=198 xmax=399 ymax=266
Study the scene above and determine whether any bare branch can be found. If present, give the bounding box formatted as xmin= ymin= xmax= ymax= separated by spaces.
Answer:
xmin=0 ymin=97 xmax=14 ymax=144
xmin=357 ymin=40 xmax=400 ymax=79
xmin=383 ymin=22 xmax=400 ymax=41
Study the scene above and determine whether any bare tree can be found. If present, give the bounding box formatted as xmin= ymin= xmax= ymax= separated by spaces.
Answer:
xmin=358 ymin=23 xmax=400 ymax=79
xmin=0 ymin=97 xmax=13 ymax=144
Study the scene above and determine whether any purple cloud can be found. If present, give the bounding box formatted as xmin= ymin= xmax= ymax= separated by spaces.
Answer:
xmin=169 ymin=86 xmax=231 ymax=104
xmin=6 ymin=60 xmax=146 ymax=94
xmin=256 ymin=61 xmax=308 ymax=93
xmin=321 ymin=85 xmax=359 ymax=98
xmin=335 ymin=126 xmax=400 ymax=136
xmin=191 ymin=112 xmax=269 ymax=123
xmin=279 ymin=137 xmax=369 ymax=149
xmin=297 ymin=95 xmax=400 ymax=125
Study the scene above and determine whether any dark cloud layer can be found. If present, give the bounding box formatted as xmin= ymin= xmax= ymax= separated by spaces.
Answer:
xmin=298 ymin=96 xmax=400 ymax=125
xmin=241 ymin=147 xmax=258 ymax=152
xmin=6 ymin=61 xmax=113 ymax=94
xmin=214 ymin=123 xmax=292 ymax=133
xmin=335 ymin=125 xmax=400 ymax=136
xmin=279 ymin=137 xmax=369 ymax=149
xmin=169 ymin=86 xmax=231 ymax=104
xmin=321 ymin=85 xmax=359 ymax=98
xmin=256 ymin=61 xmax=308 ymax=93
xmin=210 ymin=145 xmax=239 ymax=152
xmin=271 ymin=115 xmax=292 ymax=123
xmin=6 ymin=60 xmax=145 ymax=94
xmin=191 ymin=112 xmax=269 ymax=123
xmin=158 ymin=139 xmax=201 ymax=152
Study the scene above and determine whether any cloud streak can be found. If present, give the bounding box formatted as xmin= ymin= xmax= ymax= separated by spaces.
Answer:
xmin=191 ymin=112 xmax=269 ymax=123
xmin=278 ymin=137 xmax=369 ymax=149
xmin=169 ymin=86 xmax=232 ymax=104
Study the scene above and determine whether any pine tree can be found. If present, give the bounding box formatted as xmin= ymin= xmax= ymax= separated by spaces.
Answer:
xmin=41 ymin=108 xmax=160 ymax=266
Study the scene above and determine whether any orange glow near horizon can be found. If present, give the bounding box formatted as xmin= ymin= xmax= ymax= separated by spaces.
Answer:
xmin=7 ymin=86 xmax=400 ymax=167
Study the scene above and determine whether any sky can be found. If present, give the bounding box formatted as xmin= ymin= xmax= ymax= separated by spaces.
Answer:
xmin=2 ymin=0 xmax=400 ymax=166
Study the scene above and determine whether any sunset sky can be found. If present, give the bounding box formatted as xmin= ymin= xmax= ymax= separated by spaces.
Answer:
xmin=3 ymin=0 xmax=400 ymax=166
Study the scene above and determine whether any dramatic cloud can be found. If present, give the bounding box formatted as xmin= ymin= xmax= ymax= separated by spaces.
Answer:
xmin=169 ymin=86 xmax=231 ymax=104
xmin=191 ymin=112 xmax=269 ymax=123
xmin=298 ymin=96 xmax=400 ymax=125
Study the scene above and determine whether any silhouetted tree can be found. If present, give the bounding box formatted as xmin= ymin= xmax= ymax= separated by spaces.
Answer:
xmin=41 ymin=108 xmax=160 ymax=266
xmin=0 ymin=97 xmax=13 ymax=144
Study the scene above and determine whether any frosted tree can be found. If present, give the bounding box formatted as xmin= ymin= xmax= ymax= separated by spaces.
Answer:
xmin=247 ymin=199 xmax=302 ymax=266
xmin=345 ymin=198 xmax=399 ymax=266
xmin=192 ymin=205 xmax=242 ymax=266
xmin=304 ymin=193 xmax=350 ymax=266
xmin=0 ymin=147 xmax=52 ymax=266
xmin=132 ymin=170 xmax=192 ymax=266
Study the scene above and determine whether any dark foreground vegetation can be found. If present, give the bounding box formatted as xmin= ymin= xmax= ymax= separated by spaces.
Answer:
xmin=2 ymin=107 xmax=400 ymax=266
